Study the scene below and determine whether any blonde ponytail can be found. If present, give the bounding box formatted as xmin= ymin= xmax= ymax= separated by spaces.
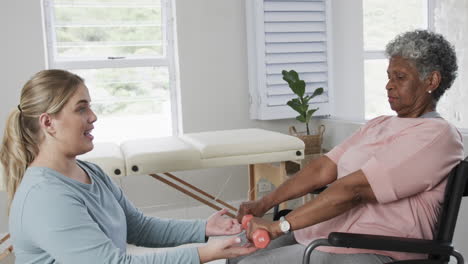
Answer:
xmin=0 ymin=69 xmax=84 ymax=211
xmin=1 ymin=110 xmax=37 ymax=210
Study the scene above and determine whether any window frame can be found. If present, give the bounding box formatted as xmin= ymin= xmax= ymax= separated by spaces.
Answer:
xmin=362 ymin=0 xmax=435 ymax=62
xmin=42 ymin=0 xmax=180 ymax=137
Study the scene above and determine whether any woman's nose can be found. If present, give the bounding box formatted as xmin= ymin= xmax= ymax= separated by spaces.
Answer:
xmin=89 ymin=109 xmax=98 ymax=123
xmin=385 ymin=80 xmax=393 ymax=91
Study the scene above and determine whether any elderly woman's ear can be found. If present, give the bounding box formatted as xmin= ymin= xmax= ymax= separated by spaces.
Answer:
xmin=425 ymin=71 xmax=442 ymax=93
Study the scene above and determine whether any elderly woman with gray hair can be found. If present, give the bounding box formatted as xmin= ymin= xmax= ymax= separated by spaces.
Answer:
xmin=228 ymin=30 xmax=464 ymax=263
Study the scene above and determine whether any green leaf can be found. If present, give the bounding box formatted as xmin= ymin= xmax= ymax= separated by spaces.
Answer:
xmin=291 ymin=80 xmax=305 ymax=98
xmin=296 ymin=115 xmax=306 ymax=123
xmin=282 ymin=70 xmax=299 ymax=84
xmin=311 ymin=87 xmax=324 ymax=98
xmin=289 ymin=98 xmax=302 ymax=106
xmin=287 ymin=99 xmax=303 ymax=114
xmin=306 ymin=108 xmax=318 ymax=122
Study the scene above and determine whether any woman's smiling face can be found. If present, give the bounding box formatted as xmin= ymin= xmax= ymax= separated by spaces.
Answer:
xmin=51 ymin=84 xmax=97 ymax=157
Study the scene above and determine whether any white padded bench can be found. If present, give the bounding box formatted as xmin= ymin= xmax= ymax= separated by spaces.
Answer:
xmin=121 ymin=129 xmax=304 ymax=174
xmin=79 ymin=128 xmax=304 ymax=217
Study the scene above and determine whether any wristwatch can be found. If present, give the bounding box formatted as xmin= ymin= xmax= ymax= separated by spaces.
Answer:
xmin=279 ymin=216 xmax=291 ymax=234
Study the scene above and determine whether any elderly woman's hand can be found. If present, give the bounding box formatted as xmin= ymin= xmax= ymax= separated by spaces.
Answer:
xmin=245 ymin=216 xmax=282 ymax=241
xmin=236 ymin=199 xmax=269 ymax=223
xmin=205 ymin=208 xmax=242 ymax=237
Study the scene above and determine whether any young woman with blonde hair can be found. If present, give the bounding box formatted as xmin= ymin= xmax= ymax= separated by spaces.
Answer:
xmin=1 ymin=69 xmax=256 ymax=263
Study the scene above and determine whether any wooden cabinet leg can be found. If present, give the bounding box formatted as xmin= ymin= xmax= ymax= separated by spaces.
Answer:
xmin=249 ymin=164 xmax=255 ymax=200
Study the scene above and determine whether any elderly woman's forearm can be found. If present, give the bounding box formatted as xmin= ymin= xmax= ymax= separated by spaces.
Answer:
xmin=284 ymin=170 xmax=376 ymax=232
xmin=262 ymin=156 xmax=337 ymax=210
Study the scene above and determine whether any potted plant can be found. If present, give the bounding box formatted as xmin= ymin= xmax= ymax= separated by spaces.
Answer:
xmin=282 ymin=69 xmax=325 ymax=155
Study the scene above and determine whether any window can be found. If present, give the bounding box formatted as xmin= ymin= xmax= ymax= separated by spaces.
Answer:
xmin=363 ymin=0 xmax=432 ymax=119
xmin=245 ymin=0 xmax=332 ymax=121
xmin=43 ymin=0 xmax=177 ymax=143
xmin=433 ymin=2 xmax=468 ymax=130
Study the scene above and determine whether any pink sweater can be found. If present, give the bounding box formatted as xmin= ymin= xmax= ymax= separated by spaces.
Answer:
xmin=294 ymin=115 xmax=464 ymax=260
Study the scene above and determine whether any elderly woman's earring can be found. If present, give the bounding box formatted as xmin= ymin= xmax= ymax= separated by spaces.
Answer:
xmin=428 ymin=90 xmax=432 ymax=94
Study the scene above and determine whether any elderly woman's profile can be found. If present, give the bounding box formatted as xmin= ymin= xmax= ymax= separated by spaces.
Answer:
xmin=231 ymin=30 xmax=464 ymax=264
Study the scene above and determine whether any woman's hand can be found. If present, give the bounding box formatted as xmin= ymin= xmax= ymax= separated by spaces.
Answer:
xmin=206 ymin=209 xmax=242 ymax=237
xmin=236 ymin=199 xmax=269 ymax=223
xmin=198 ymin=236 xmax=258 ymax=263
xmin=246 ymin=216 xmax=282 ymax=241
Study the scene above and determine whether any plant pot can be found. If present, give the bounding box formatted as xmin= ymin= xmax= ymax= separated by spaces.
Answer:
xmin=289 ymin=125 xmax=325 ymax=155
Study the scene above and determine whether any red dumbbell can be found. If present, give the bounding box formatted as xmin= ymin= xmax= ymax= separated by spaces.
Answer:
xmin=241 ymin=214 xmax=270 ymax=248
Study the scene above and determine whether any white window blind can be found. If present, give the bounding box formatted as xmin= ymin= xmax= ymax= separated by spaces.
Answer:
xmin=246 ymin=0 xmax=333 ymax=120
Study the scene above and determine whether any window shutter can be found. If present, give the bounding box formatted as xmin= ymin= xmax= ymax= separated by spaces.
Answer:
xmin=246 ymin=0 xmax=333 ymax=120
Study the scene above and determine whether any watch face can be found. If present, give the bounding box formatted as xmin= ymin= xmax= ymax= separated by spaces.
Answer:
xmin=280 ymin=218 xmax=290 ymax=232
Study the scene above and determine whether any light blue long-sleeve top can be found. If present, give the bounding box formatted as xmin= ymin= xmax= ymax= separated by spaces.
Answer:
xmin=9 ymin=160 xmax=207 ymax=264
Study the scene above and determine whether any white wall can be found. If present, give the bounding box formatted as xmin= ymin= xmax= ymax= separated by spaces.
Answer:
xmin=330 ymin=0 xmax=365 ymax=120
xmin=175 ymin=0 xmax=255 ymax=133
xmin=0 ymin=0 xmax=47 ymax=136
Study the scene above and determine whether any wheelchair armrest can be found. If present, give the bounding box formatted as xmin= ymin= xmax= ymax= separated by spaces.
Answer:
xmin=328 ymin=232 xmax=453 ymax=255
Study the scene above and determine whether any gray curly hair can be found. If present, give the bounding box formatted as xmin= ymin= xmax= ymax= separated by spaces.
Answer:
xmin=385 ymin=30 xmax=458 ymax=102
